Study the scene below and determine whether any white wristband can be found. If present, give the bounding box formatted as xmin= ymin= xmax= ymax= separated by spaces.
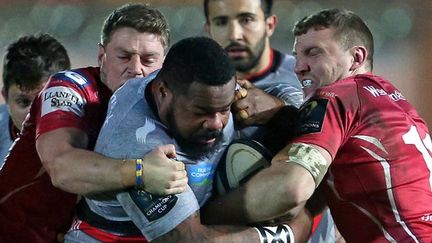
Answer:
xmin=254 ymin=224 xmax=294 ymax=243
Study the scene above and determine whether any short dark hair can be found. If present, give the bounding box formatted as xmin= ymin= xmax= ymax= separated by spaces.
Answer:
xmin=2 ymin=33 xmax=70 ymax=94
xmin=204 ymin=0 xmax=273 ymax=22
xmin=101 ymin=3 xmax=170 ymax=51
xmin=158 ymin=36 xmax=236 ymax=94
xmin=293 ymin=8 xmax=374 ymax=70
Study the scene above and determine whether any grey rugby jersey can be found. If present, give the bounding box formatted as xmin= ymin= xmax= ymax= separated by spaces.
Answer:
xmin=81 ymin=71 xmax=234 ymax=241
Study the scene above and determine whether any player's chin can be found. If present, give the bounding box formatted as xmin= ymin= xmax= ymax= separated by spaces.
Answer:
xmin=230 ymin=56 xmax=249 ymax=63
xmin=185 ymin=139 xmax=217 ymax=158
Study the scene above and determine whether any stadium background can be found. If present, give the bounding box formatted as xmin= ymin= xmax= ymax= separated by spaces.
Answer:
xmin=0 ymin=0 xmax=431 ymax=127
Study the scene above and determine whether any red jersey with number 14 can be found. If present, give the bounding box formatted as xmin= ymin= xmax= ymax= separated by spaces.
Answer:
xmin=0 ymin=67 xmax=111 ymax=243
xmin=293 ymin=73 xmax=432 ymax=243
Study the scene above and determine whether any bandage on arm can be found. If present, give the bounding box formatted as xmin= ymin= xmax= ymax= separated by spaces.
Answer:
xmin=286 ymin=143 xmax=331 ymax=187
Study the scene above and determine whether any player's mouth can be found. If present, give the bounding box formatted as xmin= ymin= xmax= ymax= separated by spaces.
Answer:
xmin=199 ymin=138 xmax=216 ymax=144
xmin=197 ymin=133 xmax=220 ymax=144
xmin=195 ymin=130 xmax=222 ymax=145
xmin=226 ymin=46 xmax=248 ymax=58
xmin=196 ymin=135 xmax=217 ymax=144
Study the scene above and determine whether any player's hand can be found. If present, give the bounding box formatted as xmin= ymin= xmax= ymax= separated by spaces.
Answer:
xmin=233 ymin=79 xmax=285 ymax=126
xmin=141 ymin=144 xmax=188 ymax=195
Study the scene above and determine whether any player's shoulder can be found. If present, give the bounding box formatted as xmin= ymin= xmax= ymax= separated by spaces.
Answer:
xmin=280 ymin=51 xmax=296 ymax=64
xmin=350 ymin=73 xmax=396 ymax=97
xmin=107 ymin=70 xmax=160 ymax=121
xmin=350 ymin=72 xmax=381 ymax=84
xmin=49 ymin=66 xmax=100 ymax=89
xmin=275 ymin=50 xmax=295 ymax=70
xmin=114 ymin=70 xmax=159 ymax=99
xmin=311 ymin=77 xmax=361 ymax=107
xmin=321 ymin=74 xmax=366 ymax=95
xmin=274 ymin=51 xmax=301 ymax=82
xmin=0 ymin=104 xmax=9 ymax=124
xmin=0 ymin=103 xmax=8 ymax=115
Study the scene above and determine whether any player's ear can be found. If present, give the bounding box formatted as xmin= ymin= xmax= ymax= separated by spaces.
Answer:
xmin=97 ymin=43 xmax=105 ymax=67
xmin=154 ymin=79 xmax=170 ymax=98
xmin=350 ymin=46 xmax=367 ymax=71
xmin=204 ymin=21 xmax=210 ymax=35
xmin=265 ymin=14 xmax=278 ymax=37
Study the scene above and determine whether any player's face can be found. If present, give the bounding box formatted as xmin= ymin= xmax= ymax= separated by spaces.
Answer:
xmin=206 ymin=0 xmax=272 ymax=73
xmin=3 ymin=83 xmax=45 ymax=130
xmin=293 ymin=27 xmax=354 ymax=95
xmin=98 ymin=27 xmax=165 ymax=92
xmin=165 ymin=79 xmax=235 ymax=156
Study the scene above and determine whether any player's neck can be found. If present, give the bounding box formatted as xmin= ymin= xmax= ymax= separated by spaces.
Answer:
xmin=350 ymin=65 xmax=369 ymax=77
xmin=237 ymin=46 xmax=273 ymax=81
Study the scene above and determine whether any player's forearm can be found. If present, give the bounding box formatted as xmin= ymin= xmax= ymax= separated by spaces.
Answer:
xmin=203 ymin=162 xmax=315 ymax=224
xmin=155 ymin=225 xmax=259 ymax=243
xmin=153 ymin=213 xmax=259 ymax=243
xmin=275 ymin=207 xmax=313 ymax=243
xmin=44 ymin=149 xmax=135 ymax=195
xmin=242 ymin=160 xmax=316 ymax=221
xmin=155 ymin=211 xmax=307 ymax=243
xmin=37 ymin=127 xmax=137 ymax=195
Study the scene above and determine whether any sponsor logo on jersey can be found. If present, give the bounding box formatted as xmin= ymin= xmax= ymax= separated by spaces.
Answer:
xmin=187 ymin=163 xmax=215 ymax=186
xmin=41 ymin=86 xmax=84 ymax=117
xmin=363 ymin=85 xmax=406 ymax=101
xmin=298 ymin=98 xmax=328 ymax=134
xmin=129 ymin=190 xmax=178 ymax=222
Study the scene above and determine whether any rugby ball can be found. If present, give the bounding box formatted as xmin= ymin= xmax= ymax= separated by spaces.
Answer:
xmin=215 ymin=139 xmax=272 ymax=195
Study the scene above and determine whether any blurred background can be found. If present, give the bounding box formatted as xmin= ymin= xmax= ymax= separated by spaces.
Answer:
xmin=0 ymin=0 xmax=431 ymax=126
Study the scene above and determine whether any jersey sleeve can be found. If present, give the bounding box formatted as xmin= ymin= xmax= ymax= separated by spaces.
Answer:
xmin=116 ymin=186 xmax=199 ymax=241
xmin=292 ymin=86 xmax=359 ymax=158
xmin=36 ymin=71 xmax=89 ymax=138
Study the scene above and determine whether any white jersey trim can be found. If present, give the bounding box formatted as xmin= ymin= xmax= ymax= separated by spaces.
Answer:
xmin=357 ymin=135 xmax=420 ymax=243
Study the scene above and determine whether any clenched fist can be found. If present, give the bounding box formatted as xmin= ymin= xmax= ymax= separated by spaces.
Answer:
xmin=141 ymin=144 xmax=188 ymax=195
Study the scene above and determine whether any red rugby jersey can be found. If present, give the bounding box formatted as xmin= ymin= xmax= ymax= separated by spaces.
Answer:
xmin=0 ymin=67 xmax=111 ymax=243
xmin=293 ymin=73 xmax=432 ymax=243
